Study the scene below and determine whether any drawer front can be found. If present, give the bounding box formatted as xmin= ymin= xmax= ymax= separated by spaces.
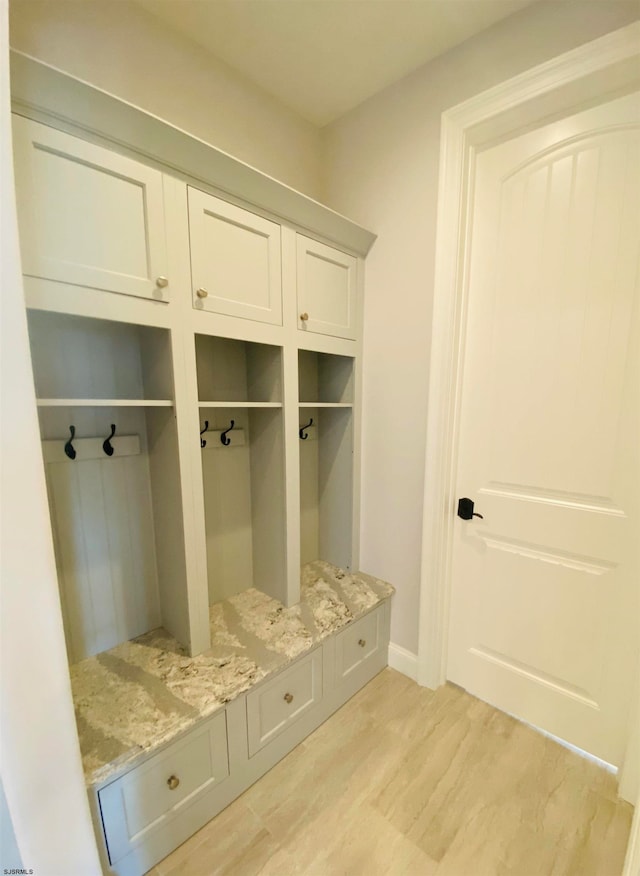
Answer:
xmin=335 ymin=608 xmax=384 ymax=684
xmin=247 ymin=649 xmax=322 ymax=756
xmin=99 ymin=711 xmax=229 ymax=864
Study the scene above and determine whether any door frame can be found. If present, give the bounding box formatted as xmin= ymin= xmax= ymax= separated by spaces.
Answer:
xmin=417 ymin=18 xmax=640 ymax=804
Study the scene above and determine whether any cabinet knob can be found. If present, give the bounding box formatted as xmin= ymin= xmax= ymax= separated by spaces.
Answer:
xmin=196 ymin=287 xmax=209 ymax=299
xmin=284 ymin=692 xmax=294 ymax=704
xmin=358 ymin=639 xmax=366 ymax=648
xmin=155 ymin=276 xmax=169 ymax=288
xmin=300 ymin=312 xmax=309 ymax=322
xmin=167 ymin=775 xmax=180 ymax=791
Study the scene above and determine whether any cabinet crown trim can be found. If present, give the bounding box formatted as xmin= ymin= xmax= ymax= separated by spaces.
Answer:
xmin=9 ymin=50 xmax=377 ymax=257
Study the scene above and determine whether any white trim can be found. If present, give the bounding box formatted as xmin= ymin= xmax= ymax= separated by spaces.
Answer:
xmin=388 ymin=643 xmax=419 ymax=682
xmin=418 ymin=20 xmax=640 ymax=692
xmin=9 ymin=51 xmax=376 ymax=258
xmin=623 ymin=794 xmax=640 ymax=876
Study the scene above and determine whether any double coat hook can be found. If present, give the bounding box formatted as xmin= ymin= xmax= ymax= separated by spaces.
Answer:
xmin=200 ymin=420 xmax=209 ymax=448
xmin=64 ymin=425 xmax=76 ymax=460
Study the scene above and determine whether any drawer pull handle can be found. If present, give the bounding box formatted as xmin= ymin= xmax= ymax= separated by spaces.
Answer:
xmin=300 ymin=312 xmax=309 ymax=322
xmin=196 ymin=287 xmax=209 ymax=299
xmin=167 ymin=775 xmax=180 ymax=791
xmin=358 ymin=639 xmax=366 ymax=648
xmin=284 ymin=692 xmax=294 ymax=704
xmin=155 ymin=276 xmax=169 ymax=288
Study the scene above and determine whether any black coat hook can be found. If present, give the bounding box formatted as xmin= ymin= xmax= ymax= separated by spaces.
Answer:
xmin=64 ymin=425 xmax=77 ymax=460
xmin=299 ymin=418 xmax=313 ymax=440
xmin=220 ymin=420 xmax=235 ymax=446
xmin=200 ymin=420 xmax=209 ymax=448
xmin=103 ymin=423 xmax=116 ymax=457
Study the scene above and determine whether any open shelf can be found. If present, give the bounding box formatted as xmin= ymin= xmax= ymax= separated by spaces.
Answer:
xmin=299 ymin=402 xmax=353 ymax=409
xmin=298 ymin=350 xmax=354 ymax=404
xmin=196 ymin=335 xmax=282 ymax=403
xmin=28 ymin=311 xmax=175 ymax=402
xmin=27 ymin=311 xmax=190 ymax=665
xmin=299 ymin=406 xmax=353 ymax=572
xmin=198 ymin=401 xmax=282 ymax=409
xmin=37 ymin=398 xmax=174 ymax=407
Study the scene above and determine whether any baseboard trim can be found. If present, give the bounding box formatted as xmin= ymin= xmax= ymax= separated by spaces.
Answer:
xmin=388 ymin=643 xmax=419 ymax=681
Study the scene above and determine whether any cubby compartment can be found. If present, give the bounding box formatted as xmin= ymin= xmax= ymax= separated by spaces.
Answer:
xmin=27 ymin=311 xmax=174 ymax=404
xmin=28 ymin=312 xmax=190 ymax=664
xmin=196 ymin=335 xmax=282 ymax=404
xmin=199 ymin=405 xmax=286 ymax=605
xmin=299 ymin=407 xmax=353 ymax=571
xmin=298 ymin=350 xmax=354 ymax=405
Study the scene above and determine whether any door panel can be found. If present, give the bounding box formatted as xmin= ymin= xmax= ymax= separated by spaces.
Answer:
xmin=188 ymin=188 xmax=282 ymax=325
xmin=448 ymin=92 xmax=640 ymax=765
xmin=12 ymin=116 xmax=169 ymax=302
xmin=297 ymin=236 xmax=357 ymax=339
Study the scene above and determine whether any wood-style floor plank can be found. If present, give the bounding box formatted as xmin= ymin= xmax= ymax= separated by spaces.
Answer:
xmin=154 ymin=668 xmax=633 ymax=876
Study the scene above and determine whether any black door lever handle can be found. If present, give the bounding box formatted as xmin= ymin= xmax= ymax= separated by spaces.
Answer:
xmin=457 ymin=497 xmax=484 ymax=520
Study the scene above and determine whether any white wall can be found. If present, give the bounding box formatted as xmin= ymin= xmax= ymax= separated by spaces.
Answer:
xmin=8 ymin=0 xmax=322 ymax=198
xmin=0 ymin=3 xmax=101 ymax=871
xmin=321 ymin=0 xmax=640 ymax=656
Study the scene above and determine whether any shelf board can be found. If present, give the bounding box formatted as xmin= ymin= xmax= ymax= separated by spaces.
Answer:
xmin=299 ymin=402 xmax=353 ymax=408
xmin=198 ymin=401 xmax=282 ymax=408
xmin=36 ymin=398 xmax=174 ymax=407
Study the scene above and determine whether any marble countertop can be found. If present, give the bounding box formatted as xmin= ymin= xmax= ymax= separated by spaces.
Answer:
xmin=71 ymin=561 xmax=394 ymax=788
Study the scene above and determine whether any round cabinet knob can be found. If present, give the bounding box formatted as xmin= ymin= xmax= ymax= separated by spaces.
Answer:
xmin=284 ymin=692 xmax=294 ymax=704
xmin=167 ymin=775 xmax=180 ymax=791
xmin=300 ymin=312 xmax=309 ymax=322
xmin=358 ymin=639 xmax=366 ymax=648
xmin=155 ymin=276 xmax=169 ymax=288
xmin=196 ymin=287 xmax=209 ymax=299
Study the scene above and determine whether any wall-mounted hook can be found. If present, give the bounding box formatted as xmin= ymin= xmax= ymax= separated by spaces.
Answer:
xmin=220 ymin=420 xmax=235 ymax=446
xmin=103 ymin=423 xmax=116 ymax=457
xmin=200 ymin=420 xmax=209 ymax=448
xmin=64 ymin=425 xmax=77 ymax=460
xmin=299 ymin=418 xmax=313 ymax=440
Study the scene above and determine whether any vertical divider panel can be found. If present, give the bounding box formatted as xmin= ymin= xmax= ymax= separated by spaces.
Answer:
xmin=163 ymin=175 xmax=211 ymax=656
xmin=281 ymin=227 xmax=302 ymax=606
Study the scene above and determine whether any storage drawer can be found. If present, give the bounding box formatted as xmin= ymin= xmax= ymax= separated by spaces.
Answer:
xmin=247 ymin=649 xmax=322 ymax=756
xmin=335 ymin=607 xmax=385 ymax=684
xmin=98 ymin=711 xmax=229 ymax=864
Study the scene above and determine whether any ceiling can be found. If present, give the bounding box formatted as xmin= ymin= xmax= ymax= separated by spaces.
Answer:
xmin=135 ymin=0 xmax=538 ymax=126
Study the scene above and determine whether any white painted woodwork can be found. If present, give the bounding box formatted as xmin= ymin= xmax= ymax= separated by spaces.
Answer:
xmin=43 ymin=429 xmax=160 ymax=664
xmin=334 ymin=609 xmax=384 ymax=685
xmin=299 ymin=407 xmax=353 ymax=570
xmin=246 ymin=648 xmax=323 ymax=755
xmin=195 ymin=335 xmax=282 ymax=402
xmin=296 ymin=235 xmax=357 ymax=340
xmin=27 ymin=311 xmax=175 ymax=401
xmin=200 ymin=407 xmax=287 ymax=605
xmin=98 ymin=711 xmax=229 ymax=865
xmin=188 ymin=188 xmax=282 ymax=325
xmin=12 ymin=116 xmax=169 ymax=303
xmin=447 ymin=92 xmax=640 ymax=765
xmin=298 ymin=349 xmax=354 ymax=403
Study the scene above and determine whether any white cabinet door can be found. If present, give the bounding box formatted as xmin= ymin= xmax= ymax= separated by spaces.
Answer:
xmin=297 ymin=236 xmax=357 ymax=340
xmin=188 ymin=188 xmax=282 ymax=325
xmin=12 ymin=116 xmax=169 ymax=302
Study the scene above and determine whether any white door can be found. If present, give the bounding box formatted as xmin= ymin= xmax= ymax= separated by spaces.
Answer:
xmin=297 ymin=235 xmax=357 ymax=340
xmin=448 ymin=91 xmax=640 ymax=766
xmin=12 ymin=116 xmax=170 ymax=302
xmin=188 ymin=188 xmax=282 ymax=325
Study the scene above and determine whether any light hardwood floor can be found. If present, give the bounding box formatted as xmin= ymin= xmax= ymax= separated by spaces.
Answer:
xmin=150 ymin=668 xmax=633 ymax=876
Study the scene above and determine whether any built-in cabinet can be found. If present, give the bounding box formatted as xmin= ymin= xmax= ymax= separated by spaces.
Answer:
xmin=11 ymin=71 xmax=379 ymax=876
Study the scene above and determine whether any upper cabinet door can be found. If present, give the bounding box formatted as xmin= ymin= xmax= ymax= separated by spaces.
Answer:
xmin=188 ymin=188 xmax=282 ymax=325
xmin=12 ymin=116 xmax=169 ymax=302
xmin=296 ymin=236 xmax=357 ymax=340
